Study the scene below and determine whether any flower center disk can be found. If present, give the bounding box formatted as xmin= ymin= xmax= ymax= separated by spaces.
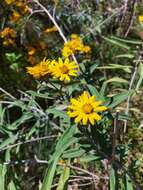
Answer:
xmin=82 ymin=103 xmax=93 ymax=114
xmin=60 ymin=65 xmax=69 ymax=74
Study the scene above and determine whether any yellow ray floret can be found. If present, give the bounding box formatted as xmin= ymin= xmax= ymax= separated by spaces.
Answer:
xmin=49 ymin=58 xmax=79 ymax=82
xmin=67 ymin=91 xmax=107 ymax=125
xmin=26 ymin=57 xmax=51 ymax=79
xmin=44 ymin=26 xmax=58 ymax=33
xmin=62 ymin=34 xmax=91 ymax=57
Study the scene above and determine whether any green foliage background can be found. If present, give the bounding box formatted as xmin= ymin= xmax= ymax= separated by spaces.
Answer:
xmin=0 ymin=0 xmax=143 ymax=189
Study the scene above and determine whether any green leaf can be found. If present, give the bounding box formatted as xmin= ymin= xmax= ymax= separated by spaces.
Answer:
xmin=56 ymin=163 xmax=70 ymax=190
xmin=8 ymin=181 xmax=17 ymax=190
xmin=0 ymin=135 xmax=18 ymax=150
xmin=0 ymin=164 xmax=7 ymax=190
xmin=0 ymin=105 xmax=6 ymax=126
xmin=10 ymin=63 xmax=19 ymax=71
xmin=107 ymin=90 xmax=134 ymax=108
xmin=27 ymin=91 xmax=53 ymax=99
xmin=111 ymin=36 xmax=143 ymax=44
xmin=103 ymin=36 xmax=130 ymax=50
xmin=125 ymin=174 xmax=134 ymax=190
xmin=80 ymin=155 xmax=101 ymax=162
xmin=7 ymin=113 xmax=33 ymax=130
xmin=135 ymin=63 xmax=143 ymax=91
xmin=62 ymin=148 xmax=85 ymax=158
xmin=41 ymin=125 xmax=78 ymax=190
xmin=100 ymin=77 xmax=128 ymax=95
xmin=109 ymin=166 xmax=116 ymax=190
xmin=115 ymin=54 xmax=134 ymax=59
xmin=96 ymin=64 xmax=132 ymax=73
xmin=5 ymin=53 xmax=22 ymax=63
xmin=87 ymin=84 xmax=105 ymax=101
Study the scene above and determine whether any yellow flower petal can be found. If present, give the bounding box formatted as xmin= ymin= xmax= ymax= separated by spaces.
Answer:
xmin=67 ymin=91 xmax=107 ymax=126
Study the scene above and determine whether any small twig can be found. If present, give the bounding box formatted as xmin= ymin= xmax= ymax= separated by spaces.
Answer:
xmin=32 ymin=0 xmax=79 ymax=65
xmin=123 ymin=56 xmax=141 ymax=133
xmin=0 ymin=135 xmax=57 ymax=152
xmin=120 ymin=0 xmax=128 ymax=24
xmin=124 ymin=0 xmax=137 ymax=37
xmin=60 ymin=163 xmax=102 ymax=180
xmin=111 ymin=111 xmax=119 ymax=162
xmin=52 ymin=181 xmax=94 ymax=189
xmin=0 ymin=87 xmax=16 ymax=100
xmin=32 ymin=0 xmax=67 ymax=42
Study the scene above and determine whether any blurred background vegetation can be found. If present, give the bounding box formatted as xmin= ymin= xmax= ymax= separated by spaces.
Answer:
xmin=0 ymin=0 xmax=143 ymax=189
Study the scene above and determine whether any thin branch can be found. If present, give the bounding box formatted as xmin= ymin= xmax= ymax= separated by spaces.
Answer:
xmin=60 ymin=163 xmax=101 ymax=180
xmin=32 ymin=0 xmax=79 ymax=65
xmin=110 ymin=111 xmax=119 ymax=163
xmin=0 ymin=135 xmax=57 ymax=152
xmin=52 ymin=181 xmax=94 ymax=189
xmin=32 ymin=0 xmax=67 ymax=42
xmin=0 ymin=87 xmax=16 ymax=100
xmin=124 ymin=0 xmax=137 ymax=37
xmin=123 ymin=56 xmax=141 ymax=133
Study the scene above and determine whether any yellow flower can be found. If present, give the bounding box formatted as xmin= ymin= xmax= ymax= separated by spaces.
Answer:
xmin=49 ymin=58 xmax=79 ymax=82
xmin=62 ymin=34 xmax=91 ymax=57
xmin=44 ymin=26 xmax=58 ymax=33
xmin=0 ymin=27 xmax=16 ymax=46
xmin=27 ymin=47 xmax=36 ymax=56
xmin=3 ymin=39 xmax=15 ymax=46
xmin=58 ymin=159 xmax=66 ymax=164
xmin=16 ymin=2 xmax=30 ymax=13
xmin=61 ymin=46 xmax=73 ymax=58
xmin=26 ymin=57 xmax=51 ymax=79
xmin=139 ymin=15 xmax=143 ymax=22
xmin=10 ymin=11 xmax=21 ymax=22
xmin=67 ymin=91 xmax=107 ymax=125
xmin=0 ymin=27 xmax=16 ymax=38
xmin=5 ymin=0 xmax=14 ymax=4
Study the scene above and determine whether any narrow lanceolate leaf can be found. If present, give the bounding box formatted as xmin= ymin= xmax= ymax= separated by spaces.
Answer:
xmin=115 ymin=54 xmax=134 ymax=59
xmin=135 ymin=63 xmax=143 ymax=91
xmin=41 ymin=125 xmax=78 ymax=190
xmin=109 ymin=166 xmax=116 ymax=190
xmin=56 ymin=162 xmax=70 ymax=190
xmin=87 ymin=84 xmax=105 ymax=101
xmin=107 ymin=90 xmax=134 ymax=108
xmin=8 ymin=181 xmax=17 ymax=190
xmin=100 ymin=77 xmax=129 ymax=95
xmin=103 ymin=36 xmax=130 ymax=50
xmin=62 ymin=148 xmax=85 ymax=159
xmin=0 ymin=164 xmax=7 ymax=190
xmin=111 ymin=36 xmax=143 ymax=45
xmin=0 ymin=135 xmax=18 ymax=150
xmin=125 ymin=174 xmax=134 ymax=190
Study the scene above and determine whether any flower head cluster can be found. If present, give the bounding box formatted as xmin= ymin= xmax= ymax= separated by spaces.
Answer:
xmin=0 ymin=27 xmax=16 ymax=46
xmin=139 ymin=15 xmax=143 ymax=22
xmin=10 ymin=11 xmax=21 ymax=22
xmin=5 ymin=0 xmax=14 ymax=4
xmin=26 ymin=57 xmax=79 ymax=81
xmin=68 ymin=91 xmax=107 ymax=125
xmin=26 ymin=58 xmax=51 ymax=79
xmin=25 ymin=41 xmax=47 ymax=65
xmin=62 ymin=34 xmax=91 ymax=58
xmin=49 ymin=58 xmax=79 ymax=82
xmin=5 ymin=0 xmax=30 ymax=23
